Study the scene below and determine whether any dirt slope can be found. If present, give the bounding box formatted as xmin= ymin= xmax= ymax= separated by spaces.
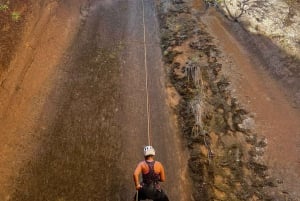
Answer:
xmin=0 ymin=0 xmax=86 ymax=199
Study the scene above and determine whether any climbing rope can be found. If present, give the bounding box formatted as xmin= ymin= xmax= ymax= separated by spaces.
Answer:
xmin=142 ymin=0 xmax=152 ymax=146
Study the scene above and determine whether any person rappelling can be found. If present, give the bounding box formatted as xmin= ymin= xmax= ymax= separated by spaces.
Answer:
xmin=133 ymin=146 xmax=169 ymax=201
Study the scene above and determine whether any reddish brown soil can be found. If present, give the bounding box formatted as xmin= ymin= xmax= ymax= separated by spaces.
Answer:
xmin=0 ymin=0 xmax=30 ymax=72
xmin=0 ymin=0 xmax=86 ymax=199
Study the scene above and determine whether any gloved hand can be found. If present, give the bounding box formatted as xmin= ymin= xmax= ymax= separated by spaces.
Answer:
xmin=136 ymin=184 xmax=142 ymax=190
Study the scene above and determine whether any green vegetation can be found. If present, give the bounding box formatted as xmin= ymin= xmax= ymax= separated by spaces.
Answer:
xmin=0 ymin=0 xmax=28 ymax=72
xmin=285 ymin=0 xmax=300 ymax=4
xmin=205 ymin=0 xmax=222 ymax=7
xmin=11 ymin=11 xmax=21 ymax=21
xmin=0 ymin=1 xmax=22 ymax=22
xmin=0 ymin=3 xmax=9 ymax=11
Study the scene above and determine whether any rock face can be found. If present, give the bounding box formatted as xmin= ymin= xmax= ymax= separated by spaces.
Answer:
xmin=219 ymin=0 xmax=300 ymax=57
xmin=156 ymin=0 xmax=298 ymax=200
xmin=217 ymin=0 xmax=300 ymax=106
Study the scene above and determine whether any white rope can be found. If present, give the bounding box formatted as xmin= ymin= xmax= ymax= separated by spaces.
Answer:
xmin=142 ymin=0 xmax=152 ymax=146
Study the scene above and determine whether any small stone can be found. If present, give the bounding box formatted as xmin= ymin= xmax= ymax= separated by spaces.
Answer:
xmin=174 ymin=0 xmax=184 ymax=4
xmin=217 ymin=108 xmax=224 ymax=114
xmin=238 ymin=117 xmax=255 ymax=132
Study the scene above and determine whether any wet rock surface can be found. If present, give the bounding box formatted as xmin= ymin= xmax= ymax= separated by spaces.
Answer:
xmin=156 ymin=0 xmax=297 ymax=200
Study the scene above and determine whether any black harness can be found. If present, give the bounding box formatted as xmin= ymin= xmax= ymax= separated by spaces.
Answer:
xmin=136 ymin=161 xmax=169 ymax=201
xmin=142 ymin=161 xmax=160 ymax=186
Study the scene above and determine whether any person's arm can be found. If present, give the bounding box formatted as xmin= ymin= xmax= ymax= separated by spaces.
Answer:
xmin=133 ymin=162 xmax=142 ymax=189
xmin=158 ymin=162 xmax=166 ymax=182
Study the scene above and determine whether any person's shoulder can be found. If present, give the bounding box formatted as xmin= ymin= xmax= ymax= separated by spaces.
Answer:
xmin=154 ymin=161 xmax=164 ymax=172
xmin=155 ymin=161 xmax=163 ymax=166
xmin=135 ymin=161 xmax=145 ymax=169
xmin=138 ymin=161 xmax=145 ymax=165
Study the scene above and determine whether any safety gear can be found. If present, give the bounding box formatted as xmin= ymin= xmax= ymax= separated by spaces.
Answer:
xmin=142 ymin=161 xmax=161 ymax=186
xmin=136 ymin=184 xmax=142 ymax=190
xmin=144 ymin=146 xmax=155 ymax=156
xmin=135 ymin=166 xmax=168 ymax=201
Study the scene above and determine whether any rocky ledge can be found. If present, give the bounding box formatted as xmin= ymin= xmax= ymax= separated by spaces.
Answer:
xmin=156 ymin=0 xmax=298 ymax=200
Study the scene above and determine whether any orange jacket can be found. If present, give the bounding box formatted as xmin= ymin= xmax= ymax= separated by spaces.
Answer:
xmin=133 ymin=160 xmax=166 ymax=187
